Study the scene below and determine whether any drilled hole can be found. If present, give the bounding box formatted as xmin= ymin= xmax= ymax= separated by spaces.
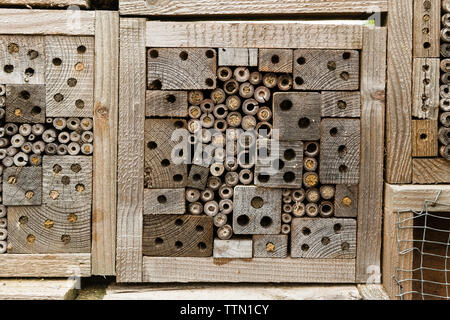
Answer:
xmin=251 ymin=196 xmax=264 ymax=209
xmin=295 ymin=77 xmax=304 ymax=85
xmin=283 ymin=171 xmax=295 ymax=183
xmin=334 ymin=223 xmax=342 ymax=233
xmin=157 ymin=195 xmax=167 ymax=204
xmin=196 ymin=225 xmax=204 ymax=232
xmin=20 ymin=91 xmax=30 ymax=100
xmin=237 ymin=214 xmax=250 ymax=226
xmin=155 ymin=237 xmax=163 ymax=246
xmin=61 ymin=176 xmax=70 ymax=185
xmin=61 ymin=234 xmax=71 ymax=244
xmin=337 ymin=100 xmax=347 ymax=109
xmin=327 ymin=61 xmax=336 ymax=71
xmin=75 ymin=183 xmax=85 ymax=192
xmin=343 ymin=52 xmax=351 ymax=59
xmin=198 ymin=242 xmax=207 ymax=250
xmin=301 ymin=244 xmax=309 ymax=251
xmin=205 ymin=50 xmax=215 ymax=58
xmin=77 ymin=45 xmax=87 ymax=54
xmin=271 ymin=55 xmax=280 ymax=64
xmin=71 ymin=163 xmax=81 ymax=173
xmin=284 ymin=149 xmax=296 ymax=161
xmin=161 ymin=159 xmax=170 ymax=167
xmin=423 ymin=42 xmax=431 ymax=49
xmin=179 ymin=51 xmax=188 ymax=60
xmin=338 ymin=145 xmax=347 ymax=157
xmin=67 ymin=78 xmax=77 ymax=87
xmin=149 ymin=49 xmax=158 ymax=58
xmin=298 ymin=117 xmax=310 ymax=129
xmin=25 ymin=68 xmax=34 ymax=77
xmin=340 ymin=72 xmax=350 ymax=80
xmin=166 ymin=94 xmax=176 ymax=103
xmin=150 ymin=79 xmax=162 ymax=90
xmin=341 ymin=242 xmax=350 ymax=251
xmin=31 ymin=106 xmax=41 ymax=115
xmin=193 ymin=173 xmax=201 ymax=181
xmin=54 ymin=93 xmax=64 ymax=102
xmin=420 ymin=133 xmax=428 ymax=140
xmin=297 ymin=57 xmax=306 ymax=65
xmin=175 ymin=218 xmax=183 ymax=226
xmin=4 ymin=64 xmax=13 ymax=73
xmin=280 ymin=99 xmax=292 ymax=111
xmin=175 ymin=241 xmax=183 ymax=249
xmin=257 ymin=174 xmax=270 ymax=183
xmin=27 ymin=50 xmax=39 ymax=60
xmin=260 ymin=216 xmax=273 ymax=228
xmin=52 ymin=58 xmax=62 ymax=66
xmin=205 ymin=78 xmax=214 ymax=87
xmin=75 ymin=99 xmax=85 ymax=109
xmin=302 ymin=227 xmax=311 ymax=236
xmin=321 ymin=237 xmax=331 ymax=245
xmin=173 ymin=174 xmax=183 ymax=182
xmin=339 ymin=165 xmax=348 ymax=173
xmin=147 ymin=141 xmax=157 ymax=149
xmin=329 ymin=127 xmax=338 ymax=136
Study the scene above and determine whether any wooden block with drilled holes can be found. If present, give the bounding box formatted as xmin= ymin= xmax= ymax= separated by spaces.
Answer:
xmin=144 ymin=119 xmax=188 ymax=189
xmin=334 ymin=185 xmax=358 ymax=218
xmin=0 ymin=35 xmax=45 ymax=85
xmin=6 ymin=204 xmax=91 ymax=253
xmin=273 ymin=92 xmax=321 ymax=141
xmin=291 ymin=218 xmax=356 ymax=259
xmin=143 ymin=215 xmax=213 ymax=257
xmin=145 ymin=90 xmax=188 ymax=117
xmin=255 ymin=139 xmax=303 ymax=188
xmin=147 ymin=48 xmax=217 ymax=90
xmin=321 ymin=91 xmax=361 ymax=118
xmin=143 ymin=189 xmax=185 ymax=215
xmin=213 ymin=239 xmax=253 ymax=258
xmin=293 ymin=49 xmax=359 ymax=90
xmin=233 ymin=186 xmax=282 ymax=235
xmin=258 ymin=49 xmax=293 ymax=73
xmin=412 ymin=58 xmax=439 ymax=119
xmin=253 ymin=235 xmax=288 ymax=258
xmin=218 ymin=48 xmax=258 ymax=66
xmin=320 ymin=118 xmax=360 ymax=184
xmin=5 ymin=84 xmax=45 ymax=123
xmin=3 ymin=166 xmax=42 ymax=206
xmin=45 ymin=36 xmax=94 ymax=117
xmin=186 ymin=165 xmax=209 ymax=190
xmin=413 ymin=0 xmax=440 ymax=58
xmin=412 ymin=120 xmax=438 ymax=157
xmin=42 ymin=155 xmax=92 ymax=209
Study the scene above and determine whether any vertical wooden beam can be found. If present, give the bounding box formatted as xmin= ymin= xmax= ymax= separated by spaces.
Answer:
xmin=117 ymin=18 xmax=146 ymax=282
xmin=413 ymin=0 xmax=440 ymax=58
xmin=412 ymin=58 xmax=440 ymax=119
xmin=92 ymin=11 xmax=119 ymax=276
xmin=386 ymin=0 xmax=413 ymax=183
xmin=356 ymin=26 xmax=387 ymax=283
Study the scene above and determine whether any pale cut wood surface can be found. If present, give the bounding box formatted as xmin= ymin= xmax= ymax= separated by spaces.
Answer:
xmin=412 ymin=58 xmax=440 ymax=119
xmin=146 ymin=90 xmax=188 ymax=117
xmin=0 ymin=0 xmax=89 ymax=8
xmin=146 ymin=21 xmax=364 ymax=49
xmin=386 ymin=0 xmax=413 ymax=183
xmin=143 ymin=257 xmax=356 ymax=283
xmin=413 ymin=0 xmax=440 ymax=58
xmin=117 ymin=18 xmax=146 ymax=283
xmin=411 ymin=120 xmax=438 ymax=157
xmin=0 ymin=253 xmax=91 ymax=277
xmin=104 ymin=283 xmax=362 ymax=300
xmin=412 ymin=158 xmax=450 ymax=183
xmin=213 ymin=239 xmax=253 ymax=258
xmin=357 ymin=284 xmax=390 ymax=300
xmin=0 ymin=9 xmax=95 ymax=35
xmin=218 ymin=48 xmax=258 ymax=67
xmin=356 ymin=26 xmax=386 ymax=283
xmin=120 ymin=0 xmax=388 ymax=16
xmin=253 ymin=235 xmax=288 ymax=258
xmin=92 ymin=11 xmax=119 ymax=276
xmin=0 ymin=279 xmax=77 ymax=300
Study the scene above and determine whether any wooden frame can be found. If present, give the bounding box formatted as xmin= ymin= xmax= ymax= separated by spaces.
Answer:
xmin=0 ymin=9 xmax=118 ymax=277
xmin=0 ymin=0 xmax=89 ymax=8
xmin=120 ymin=0 xmax=388 ymax=16
xmin=117 ymin=18 xmax=387 ymax=283
xmin=383 ymin=184 xmax=450 ymax=299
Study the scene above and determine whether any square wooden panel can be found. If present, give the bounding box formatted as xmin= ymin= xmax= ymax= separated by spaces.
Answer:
xmin=258 ymin=49 xmax=293 ymax=73
xmin=3 ymin=166 xmax=42 ymax=206
xmin=5 ymin=84 xmax=45 ymax=123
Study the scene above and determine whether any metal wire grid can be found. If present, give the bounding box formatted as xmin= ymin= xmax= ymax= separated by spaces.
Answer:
xmin=395 ymin=191 xmax=450 ymax=300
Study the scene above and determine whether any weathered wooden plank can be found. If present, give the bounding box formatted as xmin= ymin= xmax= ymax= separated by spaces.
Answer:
xmin=413 ymin=0 xmax=440 ymax=57
xmin=0 ymin=279 xmax=78 ymax=300
xmin=0 ymin=35 xmax=45 ymax=85
xmin=143 ymin=257 xmax=356 ymax=283
xmin=0 ymin=0 xmax=89 ymax=8
xmin=386 ymin=0 xmax=413 ymax=183
xmin=0 ymin=9 xmax=95 ymax=36
xmin=0 ymin=253 xmax=91 ymax=277
xmin=357 ymin=26 xmax=386 ymax=283
xmin=143 ymin=215 xmax=213 ymax=257
xmin=143 ymin=189 xmax=185 ymax=215
xmin=384 ymin=184 xmax=450 ymax=212
xmin=357 ymin=284 xmax=390 ymax=300
xmin=144 ymin=119 xmax=188 ymax=189
xmin=258 ymin=49 xmax=293 ymax=73
xmin=3 ymin=166 xmax=42 ymax=206
xmin=412 ymin=58 xmax=440 ymax=119
xmin=334 ymin=185 xmax=358 ymax=218
xmin=321 ymin=91 xmax=361 ymax=118
xmin=412 ymin=158 xmax=450 ymax=183
xmin=218 ymin=48 xmax=258 ymax=66
xmin=121 ymin=0 xmax=388 ymax=16
xmin=117 ymin=18 xmax=146 ymax=283
xmin=45 ymin=35 xmax=94 ymax=117
xmin=7 ymin=204 xmax=91 ymax=253
xmin=293 ymin=49 xmax=360 ymax=90
xmin=291 ymin=218 xmax=357 ymax=259
xmin=146 ymin=21 xmax=364 ymax=49
xmin=320 ymin=118 xmax=360 ymax=185
xmin=92 ymin=11 xmax=119 ymax=276
xmin=253 ymin=235 xmax=288 ymax=258
xmin=5 ymin=85 xmax=46 ymax=123
xmin=145 ymin=90 xmax=188 ymax=117
xmin=233 ymin=186 xmax=282 ymax=235
xmin=213 ymin=239 xmax=253 ymax=258
xmin=273 ymin=92 xmax=321 ymax=141
xmin=412 ymin=120 xmax=438 ymax=157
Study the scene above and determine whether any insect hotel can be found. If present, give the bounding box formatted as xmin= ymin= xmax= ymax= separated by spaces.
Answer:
xmin=0 ymin=0 xmax=447 ymax=301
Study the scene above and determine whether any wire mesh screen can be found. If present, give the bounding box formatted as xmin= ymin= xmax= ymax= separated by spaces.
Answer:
xmin=395 ymin=191 xmax=450 ymax=300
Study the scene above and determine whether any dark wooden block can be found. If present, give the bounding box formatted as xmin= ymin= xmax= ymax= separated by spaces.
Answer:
xmin=145 ymin=90 xmax=188 ymax=117
xmin=147 ymin=48 xmax=217 ymax=90
xmin=144 ymin=119 xmax=188 ymax=189
xmin=334 ymin=185 xmax=358 ymax=218
xmin=3 ymin=166 xmax=42 ymax=206
xmin=186 ymin=164 xmax=209 ymax=190
xmin=293 ymin=49 xmax=359 ymax=90
xmin=320 ymin=118 xmax=360 ymax=184
xmin=321 ymin=91 xmax=361 ymax=118
xmin=291 ymin=218 xmax=356 ymax=259
xmin=5 ymin=84 xmax=45 ymax=123
xmin=143 ymin=189 xmax=185 ymax=215
xmin=258 ymin=49 xmax=293 ymax=73
xmin=143 ymin=215 xmax=213 ymax=257
xmin=273 ymin=92 xmax=321 ymax=141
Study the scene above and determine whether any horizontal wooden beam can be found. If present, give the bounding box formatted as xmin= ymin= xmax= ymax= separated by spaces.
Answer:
xmin=146 ymin=21 xmax=364 ymax=49
xmin=0 ymin=0 xmax=89 ymax=8
xmin=143 ymin=257 xmax=355 ymax=283
xmin=0 ymin=9 xmax=95 ymax=35
xmin=121 ymin=0 xmax=387 ymax=16
xmin=0 ymin=254 xmax=91 ymax=277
